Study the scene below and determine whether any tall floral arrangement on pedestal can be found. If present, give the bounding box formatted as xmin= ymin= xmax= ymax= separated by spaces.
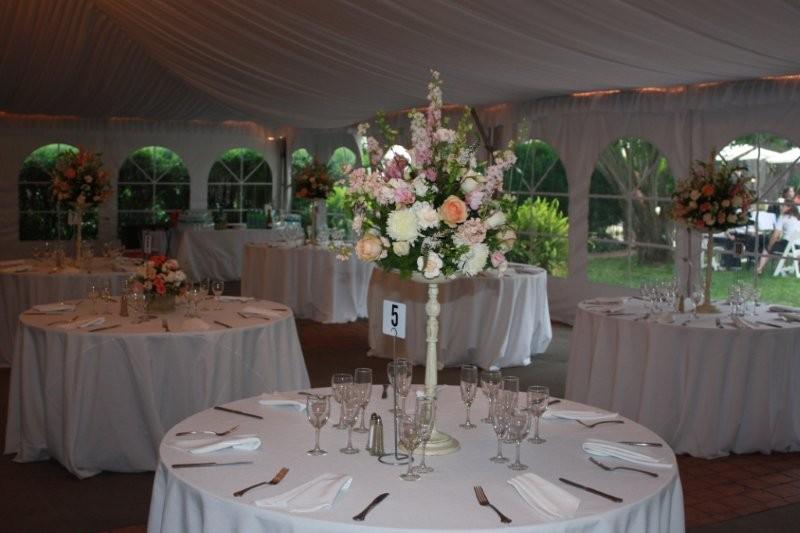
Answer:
xmin=294 ymin=160 xmax=333 ymax=243
xmin=670 ymin=151 xmax=755 ymax=312
xmin=345 ymin=70 xmax=517 ymax=279
xmin=50 ymin=148 xmax=112 ymax=259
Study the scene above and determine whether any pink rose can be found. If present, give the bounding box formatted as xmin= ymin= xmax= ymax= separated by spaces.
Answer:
xmin=355 ymin=234 xmax=384 ymax=262
xmin=440 ymin=195 xmax=468 ymax=226
xmin=491 ymin=251 xmax=507 ymax=271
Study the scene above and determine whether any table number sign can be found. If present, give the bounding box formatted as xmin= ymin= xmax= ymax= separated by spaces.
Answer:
xmin=382 ymin=300 xmax=406 ymax=339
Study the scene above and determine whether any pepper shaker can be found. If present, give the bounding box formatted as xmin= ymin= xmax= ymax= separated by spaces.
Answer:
xmin=366 ymin=412 xmax=378 ymax=453
xmin=372 ymin=416 xmax=384 ymax=456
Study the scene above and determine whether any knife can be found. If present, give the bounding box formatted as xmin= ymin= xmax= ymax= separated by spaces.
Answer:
xmin=172 ymin=461 xmax=253 ymax=468
xmin=756 ymin=321 xmax=782 ymax=328
xmin=214 ymin=405 xmax=263 ymax=419
xmin=214 ymin=320 xmax=233 ymax=329
xmin=89 ymin=324 xmax=122 ymax=332
xmin=353 ymin=492 xmax=390 ymax=521
xmin=559 ymin=478 xmax=623 ymax=503
xmin=617 ymin=441 xmax=663 ymax=447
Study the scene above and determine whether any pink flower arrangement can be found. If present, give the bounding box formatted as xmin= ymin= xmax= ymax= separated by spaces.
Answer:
xmin=131 ymin=256 xmax=188 ymax=296
xmin=51 ymin=148 xmax=112 ymax=209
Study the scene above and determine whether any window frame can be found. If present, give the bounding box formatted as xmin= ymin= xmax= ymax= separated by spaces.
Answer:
xmin=207 ymin=148 xmax=272 ymax=223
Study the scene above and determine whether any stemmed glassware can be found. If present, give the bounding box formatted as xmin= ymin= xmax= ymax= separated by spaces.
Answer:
xmin=459 ymin=364 xmax=478 ymax=429
xmin=185 ymin=283 xmax=201 ymax=318
xmin=526 ymin=385 xmax=549 ymax=444
xmin=88 ymin=284 xmax=99 ymax=314
xmin=691 ymin=289 xmax=703 ymax=319
xmin=306 ymin=395 xmax=330 ymax=456
xmin=480 ymin=369 xmax=502 ymax=423
xmin=339 ymin=384 xmax=362 ymax=454
xmin=507 ymin=410 xmax=532 ymax=470
xmin=387 ymin=359 xmax=412 ymax=415
xmin=198 ymin=279 xmax=210 ymax=310
xmin=412 ymin=396 xmax=436 ymax=474
xmin=399 ymin=415 xmax=423 ymax=481
xmin=489 ymin=394 xmax=512 ymax=463
xmin=353 ymin=368 xmax=373 ymax=433
xmin=211 ymin=280 xmax=224 ymax=310
xmin=331 ymin=373 xmax=353 ymax=429
xmin=101 ymin=281 xmax=113 ymax=314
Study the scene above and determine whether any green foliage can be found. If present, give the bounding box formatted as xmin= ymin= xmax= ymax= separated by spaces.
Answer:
xmin=291 ymin=149 xmax=313 ymax=173
xmin=505 ymin=140 xmax=568 ymax=216
xmin=327 ymin=147 xmax=357 ymax=181
xmin=508 ymin=197 xmax=569 ymax=276
xmin=326 ymin=184 xmax=352 ymax=231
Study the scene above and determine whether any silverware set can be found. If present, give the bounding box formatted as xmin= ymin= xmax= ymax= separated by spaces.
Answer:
xmin=576 ymin=419 xmax=624 ymax=429
xmin=233 ymin=467 xmax=289 ymax=497
xmin=175 ymin=424 xmax=239 ymax=437
xmin=473 ymin=485 xmax=511 ymax=523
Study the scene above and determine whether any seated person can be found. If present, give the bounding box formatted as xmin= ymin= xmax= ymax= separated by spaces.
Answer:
xmin=757 ymin=205 xmax=800 ymax=274
xmin=768 ymin=186 xmax=797 ymax=216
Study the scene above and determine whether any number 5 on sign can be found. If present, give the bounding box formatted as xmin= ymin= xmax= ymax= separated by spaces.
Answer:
xmin=382 ymin=300 xmax=406 ymax=339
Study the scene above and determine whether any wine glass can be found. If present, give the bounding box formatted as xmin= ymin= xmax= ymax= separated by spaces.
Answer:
xmin=353 ymin=367 xmax=373 ymax=433
xmin=412 ymin=396 xmax=436 ymax=474
xmin=387 ymin=359 xmax=412 ymax=415
xmin=507 ymin=410 xmax=532 ymax=470
xmin=751 ymin=287 xmax=762 ymax=315
xmin=101 ymin=281 xmax=113 ymax=314
xmin=211 ymin=280 xmax=224 ymax=310
xmin=399 ymin=415 xmax=423 ymax=481
xmin=459 ymin=364 xmax=478 ymax=429
xmin=501 ymin=377 xmax=520 ymax=410
xmin=480 ymin=369 xmax=502 ymax=423
xmin=691 ymin=289 xmax=703 ymax=319
xmin=526 ymin=385 xmax=549 ymax=444
xmin=339 ymin=384 xmax=361 ymax=454
xmin=306 ymin=395 xmax=330 ymax=456
xmin=87 ymin=284 xmax=99 ymax=314
xmin=331 ymin=373 xmax=353 ymax=429
xmin=185 ymin=283 xmax=200 ymax=318
xmin=198 ymin=279 xmax=210 ymax=310
xmin=489 ymin=397 xmax=512 ymax=463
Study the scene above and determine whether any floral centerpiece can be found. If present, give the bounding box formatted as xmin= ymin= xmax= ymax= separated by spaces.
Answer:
xmin=51 ymin=148 xmax=112 ymax=260
xmin=294 ymin=160 xmax=333 ymax=243
xmin=130 ymin=256 xmax=188 ymax=312
xmin=346 ymin=70 xmax=517 ymax=280
xmin=671 ymin=151 xmax=755 ymax=312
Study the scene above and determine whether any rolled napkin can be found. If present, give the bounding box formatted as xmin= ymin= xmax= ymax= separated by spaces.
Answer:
xmin=259 ymin=394 xmax=306 ymax=411
xmin=219 ymin=296 xmax=255 ymax=302
xmin=543 ymin=409 xmax=618 ymax=422
xmin=769 ymin=305 xmax=800 ymax=313
xmin=58 ymin=316 xmax=105 ymax=330
xmin=175 ymin=435 xmax=261 ymax=455
xmin=33 ymin=303 xmax=76 ymax=313
xmin=255 ymin=473 xmax=352 ymax=513
xmin=508 ymin=473 xmax=581 ymax=520
xmin=1 ymin=264 xmax=31 ymax=273
xmin=778 ymin=312 xmax=800 ymax=323
xmin=241 ymin=306 xmax=284 ymax=319
xmin=180 ymin=318 xmax=211 ymax=331
xmin=583 ymin=438 xmax=673 ymax=469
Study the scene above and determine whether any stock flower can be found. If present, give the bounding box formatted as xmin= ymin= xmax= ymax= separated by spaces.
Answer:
xmin=440 ymin=196 xmax=468 ymax=226
xmin=387 ymin=209 xmax=419 ymax=242
xmin=355 ymin=234 xmax=383 ymax=262
xmin=454 ymin=218 xmax=487 ymax=245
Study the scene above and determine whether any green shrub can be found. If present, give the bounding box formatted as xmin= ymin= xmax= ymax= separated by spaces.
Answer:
xmin=508 ymin=197 xmax=569 ymax=276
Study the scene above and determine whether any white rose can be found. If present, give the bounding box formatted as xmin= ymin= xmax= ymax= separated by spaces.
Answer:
xmin=417 ymin=252 xmax=443 ymax=279
xmin=393 ymin=241 xmax=410 ymax=256
xmin=387 ymin=209 xmax=419 ymax=242
xmin=461 ymin=177 xmax=479 ymax=194
xmin=484 ymin=211 xmax=506 ymax=229
xmin=412 ymin=201 xmax=440 ymax=230
xmin=458 ymin=243 xmax=490 ymax=276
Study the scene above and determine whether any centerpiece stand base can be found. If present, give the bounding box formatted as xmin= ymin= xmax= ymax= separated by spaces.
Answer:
xmin=421 ymin=429 xmax=460 ymax=456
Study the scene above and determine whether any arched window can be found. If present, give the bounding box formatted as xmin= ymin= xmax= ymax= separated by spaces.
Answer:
xmin=18 ymin=143 xmax=99 ymax=241
xmin=118 ymin=146 xmax=190 ymax=234
xmin=504 ymin=139 xmax=569 ymax=277
xmin=207 ymin=148 xmax=272 ymax=223
xmin=587 ymin=137 xmax=676 ymax=287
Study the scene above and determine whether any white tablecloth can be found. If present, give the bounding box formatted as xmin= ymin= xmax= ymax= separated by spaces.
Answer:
xmin=4 ymin=299 xmax=310 ymax=478
xmin=172 ymin=228 xmax=282 ymax=281
xmin=566 ymin=299 xmax=800 ymax=458
xmin=367 ymin=267 xmax=552 ymax=369
xmin=148 ymin=385 xmax=683 ymax=533
xmin=241 ymin=244 xmax=374 ymax=323
xmin=0 ymin=258 xmax=135 ymax=366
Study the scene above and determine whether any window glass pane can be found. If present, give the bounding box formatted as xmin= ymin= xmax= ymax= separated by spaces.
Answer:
xmin=208 ymin=148 xmax=272 ymax=221
xmin=243 ymin=185 xmax=270 ymax=209
xmin=18 ymin=144 xmax=79 ymax=240
xmin=208 ymin=184 xmax=238 ymax=210
xmin=155 ymin=185 xmax=190 ymax=211
xmin=118 ymin=185 xmax=153 ymax=211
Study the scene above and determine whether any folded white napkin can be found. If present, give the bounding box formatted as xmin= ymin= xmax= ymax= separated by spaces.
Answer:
xmin=259 ymin=394 xmax=306 ymax=411
xmin=219 ymin=296 xmax=255 ymax=302
xmin=58 ymin=316 xmax=105 ymax=330
xmin=731 ymin=316 xmax=755 ymax=329
xmin=175 ymin=435 xmax=261 ymax=455
xmin=255 ymin=473 xmax=352 ymax=513
xmin=778 ymin=312 xmax=800 ymax=323
xmin=241 ymin=306 xmax=284 ymax=319
xmin=180 ymin=318 xmax=211 ymax=331
xmin=508 ymin=473 xmax=580 ymax=520
xmin=770 ymin=305 xmax=800 ymax=313
xmin=33 ymin=303 xmax=76 ymax=313
xmin=543 ymin=409 xmax=618 ymax=421
xmin=1 ymin=264 xmax=31 ymax=273
xmin=583 ymin=438 xmax=673 ymax=469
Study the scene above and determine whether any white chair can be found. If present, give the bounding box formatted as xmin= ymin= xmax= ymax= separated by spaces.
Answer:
xmin=773 ymin=232 xmax=800 ymax=278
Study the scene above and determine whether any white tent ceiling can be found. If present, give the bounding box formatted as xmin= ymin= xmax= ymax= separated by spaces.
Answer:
xmin=2 ymin=0 xmax=800 ymax=129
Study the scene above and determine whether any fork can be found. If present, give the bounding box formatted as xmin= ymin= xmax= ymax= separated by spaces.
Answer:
xmin=175 ymin=424 xmax=239 ymax=437
xmin=589 ymin=457 xmax=659 ymax=477
xmin=473 ymin=486 xmax=511 ymax=524
xmin=233 ymin=467 xmax=289 ymax=497
xmin=576 ymin=419 xmax=625 ymax=429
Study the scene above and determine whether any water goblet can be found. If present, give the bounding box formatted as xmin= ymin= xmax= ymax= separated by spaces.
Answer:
xmin=480 ymin=369 xmax=502 ymax=423
xmin=87 ymin=284 xmax=99 ymax=314
xmin=331 ymin=373 xmax=353 ymax=429
xmin=459 ymin=364 xmax=478 ymax=429
xmin=211 ymin=280 xmax=224 ymax=310
xmin=691 ymin=289 xmax=703 ymax=319
xmin=412 ymin=396 xmax=436 ymax=474
xmin=399 ymin=415 xmax=423 ymax=481
xmin=353 ymin=367 xmax=373 ymax=433
xmin=507 ymin=410 xmax=532 ymax=471
xmin=387 ymin=359 xmax=412 ymax=415
xmin=101 ymin=281 xmax=113 ymax=314
xmin=526 ymin=385 xmax=549 ymax=444
xmin=489 ymin=399 xmax=512 ymax=463
xmin=306 ymin=395 xmax=330 ymax=456
xmin=197 ymin=279 xmax=210 ymax=310
xmin=339 ymin=384 xmax=361 ymax=454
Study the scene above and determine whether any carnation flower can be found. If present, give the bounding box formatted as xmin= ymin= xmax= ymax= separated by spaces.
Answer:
xmin=458 ymin=243 xmax=490 ymax=276
xmin=417 ymin=252 xmax=443 ymax=279
xmin=454 ymin=218 xmax=487 ymax=245
xmin=387 ymin=209 xmax=419 ymax=242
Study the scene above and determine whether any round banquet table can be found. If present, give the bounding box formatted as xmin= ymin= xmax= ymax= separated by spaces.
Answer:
xmin=367 ymin=266 xmax=552 ymax=369
xmin=172 ymin=228 xmax=282 ymax=281
xmin=0 ymin=258 xmax=135 ymax=367
xmin=566 ymin=298 xmax=800 ymax=458
xmin=241 ymin=244 xmax=374 ymax=323
xmin=148 ymin=385 xmax=683 ymax=533
xmin=4 ymin=298 xmax=310 ymax=478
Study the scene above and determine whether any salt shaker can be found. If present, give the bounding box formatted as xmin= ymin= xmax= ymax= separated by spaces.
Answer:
xmin=366 ymin=413 xmax=378 ymax=453
xmin=372 ymin=416 xmax=384 ymax=456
